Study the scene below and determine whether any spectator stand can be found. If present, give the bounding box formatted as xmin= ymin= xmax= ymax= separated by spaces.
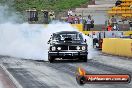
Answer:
xmin=108 ymin=0 xmax=132 ymax=31
xmin=108 ymin=0 xmax=132 ymax=19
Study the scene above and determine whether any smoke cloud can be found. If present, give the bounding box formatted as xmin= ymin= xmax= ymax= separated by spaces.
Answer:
xmin=0 ymin=22 xmax=77 ymax=61
xmin=0 ymin=3 xmax=23 ymax=23
xmin=0 ymin=3 xmax=93 ymax=61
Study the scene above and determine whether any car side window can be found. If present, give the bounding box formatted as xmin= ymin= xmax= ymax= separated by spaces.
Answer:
xmin=52 ymin=34 xmax=60 ymax=40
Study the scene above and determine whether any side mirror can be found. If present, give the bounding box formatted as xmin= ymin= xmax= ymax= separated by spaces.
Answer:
xmin=47 ymin=40 xmax=50 ymax=44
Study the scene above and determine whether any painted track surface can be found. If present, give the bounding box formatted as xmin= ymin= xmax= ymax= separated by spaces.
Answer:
xmin=0 ymin=65 xmax=16 ymax=88
xmin=0 ymin=51 xmax=132 ymax=88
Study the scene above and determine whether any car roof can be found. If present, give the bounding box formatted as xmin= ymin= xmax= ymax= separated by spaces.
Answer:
xmin=55 ymin=31 xmax=80 ymax=34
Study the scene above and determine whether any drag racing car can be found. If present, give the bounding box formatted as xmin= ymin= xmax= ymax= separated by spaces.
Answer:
xmin=47 ymin=31 xmax=88 ymax=63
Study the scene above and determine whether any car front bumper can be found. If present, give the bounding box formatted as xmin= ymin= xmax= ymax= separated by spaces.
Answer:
xmin=48 ymin=51 xmax=88 ymax=58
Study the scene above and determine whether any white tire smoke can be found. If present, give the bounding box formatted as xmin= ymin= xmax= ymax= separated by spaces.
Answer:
xmin=0 ymin=4 xmax=93 ymax=61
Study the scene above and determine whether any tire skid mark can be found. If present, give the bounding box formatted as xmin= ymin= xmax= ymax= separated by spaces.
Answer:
xmin=43 ymin=62 xmax=132 ymax=88
xmin=0 ymin=56 xmax=132 ymax=88
xmin=6 ymin=67 xmax=53 ymax=88
xmin=87 ymin=61 xmax=132 ymax=75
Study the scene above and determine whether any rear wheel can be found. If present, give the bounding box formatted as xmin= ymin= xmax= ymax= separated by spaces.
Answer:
xmin=48 ymin=55 xmax=55 ymax=63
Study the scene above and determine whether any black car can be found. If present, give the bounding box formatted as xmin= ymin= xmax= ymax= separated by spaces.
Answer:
xmin=47 ymin=31 xmax=88 ymax=63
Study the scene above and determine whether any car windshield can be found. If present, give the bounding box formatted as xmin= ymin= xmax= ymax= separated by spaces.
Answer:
xmin=53 ymin=32 xmax=83 ymax=41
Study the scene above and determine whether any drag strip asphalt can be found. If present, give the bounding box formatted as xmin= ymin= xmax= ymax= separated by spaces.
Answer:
xmin=0 ymin=54 xmax=132 ymax=88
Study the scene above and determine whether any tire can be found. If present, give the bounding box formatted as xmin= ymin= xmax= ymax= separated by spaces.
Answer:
xmin=48 ymin=55 xmax=54 ymax=63
xmin=82 ymin=56 xmax=87 ymax=62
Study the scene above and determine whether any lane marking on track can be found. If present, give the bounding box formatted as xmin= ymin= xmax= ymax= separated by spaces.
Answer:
xmin=0 ymin=64 xmax=23 ymax=88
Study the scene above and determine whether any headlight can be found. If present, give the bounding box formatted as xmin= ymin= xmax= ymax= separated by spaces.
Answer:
xmin=82 ymin=46 xmax=86 ymax=50
xmin=76 ymin=46 xmax=81 ymax=50
xmin=51 ymin=46 xmax=56 ymax=51
xmin=57 ymin=47 xmax=61 ymax=50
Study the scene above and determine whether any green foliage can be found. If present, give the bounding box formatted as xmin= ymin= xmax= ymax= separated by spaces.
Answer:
xmin=13 ymin=0 xmax=89 ymax=11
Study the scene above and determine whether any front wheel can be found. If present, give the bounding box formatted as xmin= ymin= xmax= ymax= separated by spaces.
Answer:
xmin=81 ymin=56 xmax=87 ymax=62
xmin=48 ymin=55 xmax=55 ymax=63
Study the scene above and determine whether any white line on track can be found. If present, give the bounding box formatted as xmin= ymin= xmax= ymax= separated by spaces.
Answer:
xmin=0 ymin=64 xmax=23 ymax=88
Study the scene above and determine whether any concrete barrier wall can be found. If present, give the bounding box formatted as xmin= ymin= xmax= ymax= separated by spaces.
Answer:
xmin=124 ymin=31 xmax=132 ymax=36
xmin=71 ymin=24 xmax=83 ymax=32
xmin=102 ymin=38 xmax=132 ymax=57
